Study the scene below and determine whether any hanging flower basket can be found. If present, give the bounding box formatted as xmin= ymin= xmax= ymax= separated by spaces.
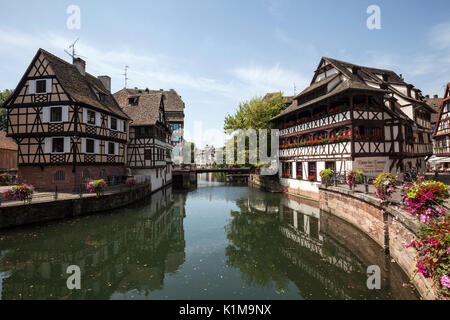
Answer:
xmin=347 ymin=170 xmax=364 ymax=189
xmin=0 ymin=173 xmax=13 ymax=186
xmin=373 ymin=173 xmax=398 ymax=201
xmin=86 ymin=179 xmax=107 ymax=198
xmin=2 ymin=184 xmax=35 ymax=203
xmin=320 ymin=169 xmax=334 ymax=186
xmin=125 ymin=177 xmax=137 ymax=188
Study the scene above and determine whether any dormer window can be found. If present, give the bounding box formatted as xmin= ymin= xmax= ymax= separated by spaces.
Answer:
xmin=128 ymin=97 xmax=139 ymax=106
xmin=36 ymin=80 xmax=47 ymax=94
xmin=99 ymin=93 xmax=106 ymax=103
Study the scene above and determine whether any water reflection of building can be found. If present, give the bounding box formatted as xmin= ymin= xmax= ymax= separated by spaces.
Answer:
xmin=237 ymin=187 xmax=418 ymax=299
xmin=0 ymin=186 xmax=187 ymax=300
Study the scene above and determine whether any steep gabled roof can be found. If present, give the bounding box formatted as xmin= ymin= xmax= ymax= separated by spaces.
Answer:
xmin=38 ymin=49 xmax=129 ymax=119
xmin=118 ymin=93 xmax=164 ymax=126
xmin=122 ymin=88 xmax=185 ymax=113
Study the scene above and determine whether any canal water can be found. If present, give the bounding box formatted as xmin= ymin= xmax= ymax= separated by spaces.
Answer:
xmin=0 ymin=173 xmax=418 ymax=300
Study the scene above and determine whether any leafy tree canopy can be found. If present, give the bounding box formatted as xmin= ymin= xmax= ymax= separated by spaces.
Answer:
xmin=0 ymin=89 xmax=12 ymax=131
xmin=224 ymin=92 xmax=287 ymax=131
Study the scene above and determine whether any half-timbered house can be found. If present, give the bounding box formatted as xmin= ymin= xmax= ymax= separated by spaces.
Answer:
xmin=271 ymin=57 xmax=435 ymax=197
xmin=114 ymin=91 xmax=173 ymax=192
xmin=115 ymin=88 xmax=185 ymax=166
xmin=2 ymin=49 xmax=129 ymax=191
xmin=432 ymin=83 xmax=450 ymax=169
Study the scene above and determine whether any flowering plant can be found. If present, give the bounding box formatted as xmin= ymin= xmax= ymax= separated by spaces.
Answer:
xmin=320 ymin=169 xmax=334 ymax=186
xmin=308 ymin=174 xmax=316 ymax=182
xmin=86 ymin=179 xmax=107 ymax=198
xmin=296 ymin=174 xmax=302 ymax=180
xmin=125 ymin=177 xmax=137 ymax=188
xmin=0 ymin=173 xmax=12 ymax=186
xmin=373 ymin=173 xmax=398 ymax=201
xmin=282 ymin=172 xmax=290 ymax=178
xmin=3 ymin=184 xmax=34 ymax=202
xmin=347 ymin=170 xmax=364 ymax=188
xmin=401 ymin=180 xmax=449 ymax=223
xmin=407 ymin=215 xmax=450 ymax=299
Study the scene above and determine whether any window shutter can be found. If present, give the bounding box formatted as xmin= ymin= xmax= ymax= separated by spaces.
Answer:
xmin=28 ymin=80 xmax=36 ymax=94
xmin=81 ymin=138 xmax=86 ymax=153
xmin=95 ymin=112 xmax=101 ymax=127
xmin=107 ymin=116 xmax=111 ymax=129
xmin=46 ymin=79 xmax=52 ymax=93
xmin=94 ymin=140 xmax=100 ymax=154
xmin=42 ymin=107 xmax=50 ymax=123
xmin=115 ymin=143 xmax=119 ymax=155
xmin=105 ymin=142 xmax=109 ymax=154
xmin=44 ymin=137 xmax=52 ymax=153
xmin=82 ymin=108 xmax=88 ymax=124
xmin=64 ymin=137 xmax=71 ymax=153
xmin=62 ymin=106 xmax=69 ymax=122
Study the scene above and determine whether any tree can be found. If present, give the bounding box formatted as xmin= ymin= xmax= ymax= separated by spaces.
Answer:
xmin=223 ymin=92 xmax=287 ymax=166
xmin=224 ymin=92 xmax=287 ymax=131
xmin=0 ymin=89 xmax=13 ymax=131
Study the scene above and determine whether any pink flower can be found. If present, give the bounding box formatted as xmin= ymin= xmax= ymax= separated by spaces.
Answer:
xmin=440 ymin=275 xmax=450 ymax=288
xmin=438 ymin=207 xmax=446 ymax=215
xmin=420 ymin=215 xmax=427 ymax=223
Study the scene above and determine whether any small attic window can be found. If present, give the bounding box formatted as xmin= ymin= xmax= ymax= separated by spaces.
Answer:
xmin=99 ymin=93 xmax=106 ymax=102
xmin=36 ymin=80 xmax=47 ymax=93
xmin=128 ymin=97 xmax=139 ymax=106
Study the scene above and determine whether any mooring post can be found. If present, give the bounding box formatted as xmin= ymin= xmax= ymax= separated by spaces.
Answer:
xmin=79 ymin=184 xmax=83 ymax=198
xmin=334 ymin=171 xmax=338 ymax=187
xmin=54 ymin=185 xmax=58 ymax=200
xmin=365 ymin=176 xmax=369 ymax=194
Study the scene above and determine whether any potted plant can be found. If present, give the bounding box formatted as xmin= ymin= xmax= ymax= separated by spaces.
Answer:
xmin=320 ymin=169 xmax=334 ymax=187
xmin=2 ymin=184 xmax=35 ymax=203
xmin=0 ymin=173 xmax=12 ymax=186
xmin=308 ymin=174 xmax=317 ymax=182
xmin=86 ymin=179 xmax=107 ymax=198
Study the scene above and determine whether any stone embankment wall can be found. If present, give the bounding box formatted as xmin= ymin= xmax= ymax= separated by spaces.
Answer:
xmin=320 ymin=186 xmax=437 ymax=300
xmin=0 ymin=184 xmax=153 ymax=230
xmin=249 ymin=174 xmax=319 ymax=200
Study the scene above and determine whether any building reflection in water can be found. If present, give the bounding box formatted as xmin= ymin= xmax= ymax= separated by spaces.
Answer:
xmin=225 ymin=187 xmax=419 ymax=300
xmin=0 ymin=186 xmax=187 ymax=300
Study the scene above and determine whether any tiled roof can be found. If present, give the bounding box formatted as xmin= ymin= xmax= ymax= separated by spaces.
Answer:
xmin=119 ymin=93 xmax=163 ymax=126
xmin=0 ymin=131 xmax=18 ymax=151
xmin=39 ymin=49 xmax=129 ymax=119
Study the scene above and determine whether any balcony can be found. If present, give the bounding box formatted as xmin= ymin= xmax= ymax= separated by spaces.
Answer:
xmin=280 ymin=141 xmax=351 ymax=159
xmin=279 ymin=110 xmax=351 ymax=137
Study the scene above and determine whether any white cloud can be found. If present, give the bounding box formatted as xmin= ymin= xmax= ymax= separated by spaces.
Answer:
xmin=429 ymin=21 xmax=450 ymax=50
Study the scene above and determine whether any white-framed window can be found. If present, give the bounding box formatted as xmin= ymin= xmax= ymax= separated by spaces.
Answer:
xmin=107 ymin=142 xmax=119 ymax=155
xmin=81 ymin=138 xmax=100 ymax=154
xmin=44 ymin=137 xmax=70 ymax=154
xmin=43 ymin=106 xmax=69 ymax=123
xmin=29 ymin=79 xmax=52 ymax=94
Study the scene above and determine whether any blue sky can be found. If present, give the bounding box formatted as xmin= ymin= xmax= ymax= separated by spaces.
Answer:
xmin=0 ymin=0 xmax=449 ymax=147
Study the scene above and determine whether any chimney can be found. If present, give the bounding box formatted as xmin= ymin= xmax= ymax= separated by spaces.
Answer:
xmin=434 ymin=94 xmax=439 ymax=99
xmin=98 ymin=76 xmax=111 ymax=92
xmin=406 ymin=84 xmax=413 ymax=98
xmin=160 ymin=89 xmax=164 ymax=91
xmin=351 ymin=66 xmax=360 ymax=75
xmin=73 ymin=57 xmax=86 ymax=76
xmin=425 ymin=94 xmax=430 ymax=98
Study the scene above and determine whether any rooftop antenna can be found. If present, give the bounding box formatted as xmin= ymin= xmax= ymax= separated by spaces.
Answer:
xmin=123 ymin=66 xmax=130 ymax=88
xmin=64 ymin=38 xmax=85 ymax=61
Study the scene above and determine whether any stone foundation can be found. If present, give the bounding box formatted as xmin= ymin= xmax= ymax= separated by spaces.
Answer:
xmin=320 ymin=186 xmax=437 ymax=300
xmin=18 ymin=165 xmax=126 ymax=192
xmin=0 ymin=183 xmax=154 ymax=230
